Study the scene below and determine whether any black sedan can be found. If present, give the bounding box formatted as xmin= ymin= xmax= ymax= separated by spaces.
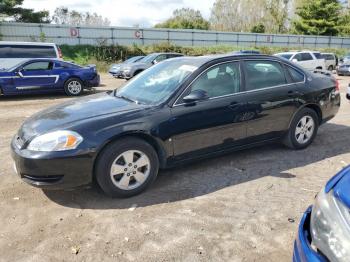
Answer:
xmin=11 ymin=54 xmax=340 ymax=197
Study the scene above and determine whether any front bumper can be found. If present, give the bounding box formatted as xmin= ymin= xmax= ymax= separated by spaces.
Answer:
xmin=85 ymin=74 xmax=100 ymax=88
xmin=293 ymin=206 xmax=328 ymax=262
xmin=109 ymin=70 xmax=123 ymax=78
xmin=11 ymin=137 xmax=94 ymax=190
xmin=337 ymin=70 xmax=350 ymax=76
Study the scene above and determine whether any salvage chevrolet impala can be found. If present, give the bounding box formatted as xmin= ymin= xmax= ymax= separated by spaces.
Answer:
xmin=11 ymin=54 xmax=340 ymax=197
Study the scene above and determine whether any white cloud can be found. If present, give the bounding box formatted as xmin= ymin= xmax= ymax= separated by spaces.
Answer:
xmin=22 ymin=0 xmax=215 ymax=27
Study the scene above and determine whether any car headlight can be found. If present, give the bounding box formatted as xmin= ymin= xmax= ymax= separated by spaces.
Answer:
xmin=311 ymin=188 xmax=350 ymax=261
xmin=27 ymin=130 xmax=83 ymax=152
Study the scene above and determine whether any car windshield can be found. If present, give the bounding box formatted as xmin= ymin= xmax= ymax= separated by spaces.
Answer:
xmin=115 ymin=59 xmax=201 ymax=105
xmin=277 ymin=53 xmax=293 ymax=60
xmin=138 ymin=54 xmax=158 ymax=64
xmin=7 ymin=61 xmax=27 ymax=71
xmin=125 ymin=56 xmax=143 ymax=63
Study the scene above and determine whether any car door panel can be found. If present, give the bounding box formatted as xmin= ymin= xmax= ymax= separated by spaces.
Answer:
xmin=168 ymin=61 xmax=247 ymax=161
xmin=242 ymin=60 xmax=300 ymax=142
xmin=13 ymin=61 xmax=56 ymax=91
xmin=170 ymin=96 xmax=247 ymax=159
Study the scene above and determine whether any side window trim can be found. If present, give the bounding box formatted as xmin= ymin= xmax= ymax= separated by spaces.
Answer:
xmin=173 ymin=60 xmax=242 ymax=107
xmin=285 ymin=65 xmax=306 ymax=84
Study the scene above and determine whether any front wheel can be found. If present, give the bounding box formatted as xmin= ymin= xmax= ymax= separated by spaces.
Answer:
xmin=64 ymin=78 xmax=84 ymax=96
xmin=95 ymin=138 xmax=159 ymax=198
xmin=283 ymin=108 xmax=319 ymax=150
xmin=328 ymin=65 xmax=334 ymax=71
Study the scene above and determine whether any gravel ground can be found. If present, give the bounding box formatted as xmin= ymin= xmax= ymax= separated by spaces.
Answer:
xmin=0 ymin=73 xmax=349 ymax=262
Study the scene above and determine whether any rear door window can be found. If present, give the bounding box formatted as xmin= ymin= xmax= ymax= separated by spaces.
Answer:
xmin=301 ymin=53 xmax=313 ymax=61
xmin=313 ymin=52 xmax=322 ymax=59
xmin=0 ymin=45 xmax=56 ymax=58
xmin=243 ymin=60 xmax=287 ymax=91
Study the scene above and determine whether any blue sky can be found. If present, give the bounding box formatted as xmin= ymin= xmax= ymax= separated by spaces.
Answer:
xmin=22 ymin=0 xmax=216 ymax=27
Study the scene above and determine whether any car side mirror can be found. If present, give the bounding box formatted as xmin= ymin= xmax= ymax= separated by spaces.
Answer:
xmin=152 ymin=60 xmax=158 ymax=65
xmin=16 ymin=69 xmax=24 ymax=77
xmin=183 ymin=89 xmax=209 ymax=104
xmin=292 ymin=59 xmax=298 ymax=63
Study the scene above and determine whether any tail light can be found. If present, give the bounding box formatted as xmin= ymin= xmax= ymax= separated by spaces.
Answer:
xmin=57 ymin=46 xmax=63 ymax=59
xmin=335 ymin=80 xmax=340 ymax=91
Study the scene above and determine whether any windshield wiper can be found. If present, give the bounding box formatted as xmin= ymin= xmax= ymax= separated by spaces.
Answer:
xmin=115 ymin=92 xmax=137 ymax=103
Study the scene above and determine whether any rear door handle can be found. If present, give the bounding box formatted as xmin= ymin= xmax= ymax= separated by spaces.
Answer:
xmin=288 ymin=90 xmax=302 ymax=97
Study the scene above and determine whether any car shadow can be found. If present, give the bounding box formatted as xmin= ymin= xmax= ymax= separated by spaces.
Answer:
xmin=44 ymin=122 xmax=350 ymax=210
xmin=0 ymin=89 xmax=111 ymax=102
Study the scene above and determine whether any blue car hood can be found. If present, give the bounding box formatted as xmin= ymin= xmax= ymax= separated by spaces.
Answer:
xmin=19 ymin=92 xmax=147 ymax=140
xmin=325 ymin=165 xmax=350 ymax=208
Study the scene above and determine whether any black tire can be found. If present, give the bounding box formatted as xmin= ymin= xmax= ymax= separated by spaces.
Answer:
xmin=328 ymin=65 xmax=334 ymax=71
xmin=95 ymin=137 xmax=159 ymax=198
xmin=64 ymin=78 xmax=84 ymax=96
xmin=283 ymin=108 xmax=319 ymax=150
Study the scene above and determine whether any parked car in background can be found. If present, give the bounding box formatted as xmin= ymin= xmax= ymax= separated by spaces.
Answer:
xmin=232 ymin=50 xmax=261 ymax=54
xmin=109 ymin=56 xmax=144 ymax=78
xmin=0 ymin=59 xmax=99 ymax=96
xmin=336 ymin=63 xmax=350 ymax=76
xmin=119 ymin=52 xmax=183 ymax=79
xmin=321 ymin=52 xmax=338 ymax=71
xmin=275 ymin=51 xmax=326 ymax=71
xmin=11 ymin=54 xmax=340 ymax=197
xmin=0 ymin=41 xmax=62 ymax=70
xmin=293 ymin=166 xmax=350 ymax=262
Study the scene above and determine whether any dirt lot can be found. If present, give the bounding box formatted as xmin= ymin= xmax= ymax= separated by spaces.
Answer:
xmin=0 ymin=73 xmax=349 ymax=262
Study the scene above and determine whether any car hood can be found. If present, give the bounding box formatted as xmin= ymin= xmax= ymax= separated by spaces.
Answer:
xmin=325 ymin=165 xmax=350 ymax=208
xmin=19 ymin=92 xmax=148 ymax=140
xmin=124 ymin=62 xmax=151 ymax=69
xmin=0 ymin=70 xmax=12 ymax=76
xmin=332 ymin=166 xmax=350 ymax=208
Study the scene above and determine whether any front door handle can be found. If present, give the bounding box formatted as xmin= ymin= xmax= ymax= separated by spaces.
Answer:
xmin=228 ymin=102 xmax=240 ymax=109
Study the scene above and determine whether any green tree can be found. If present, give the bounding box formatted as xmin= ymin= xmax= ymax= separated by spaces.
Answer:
xmin=52 ymin=7 xmax=110 ymax=26
xmin=210 ymin=0 xmax=290 ymax=33
xmin=251 ymin=23 xmax=266 ymax=33
xmin=155 ymin=8 xmax=210 ymax=30
xmin=0 ymin=0 xmax=50 ymax=22
xmin=292 ymin=0 xmax=341 ymax=35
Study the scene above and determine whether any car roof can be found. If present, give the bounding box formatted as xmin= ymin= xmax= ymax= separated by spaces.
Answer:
xmin=20 ymin=58 xmax=63 ymax=63
xmin=170 ymin=53 xmax=294 ymax=64
xmin=0 ymin=41 xmax=57 ymax=46
xmin=150 ymin=52 xmax=183 ymax=55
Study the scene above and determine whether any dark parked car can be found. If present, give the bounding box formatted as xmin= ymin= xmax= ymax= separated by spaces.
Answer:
xmin=119 ymin=52 xmax=183 ymax=79
xmin=0 ymin=58 xmax=100 ymax=96
xmin=293 ymin=166 xmax=350 ymax=262
xmin=11 ymin=54 xmax=340 ymax=197
xmin=109 ymin=56 xmax=144 ymax=78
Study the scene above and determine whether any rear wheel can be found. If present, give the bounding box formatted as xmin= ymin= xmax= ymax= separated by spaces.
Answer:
xmin=283 ymin=108 xmax=319 ymax=150
xmin=64 ymin=78 xmax=84 ymax=96
xmin=95 ymin=138 xmax=159 ymax=198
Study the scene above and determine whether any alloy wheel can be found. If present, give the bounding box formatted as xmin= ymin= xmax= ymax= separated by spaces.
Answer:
xmin=110 ymin=150 xmax=151 ymax=190
xmin=67 ymin=81 xmax=82 ymax=95
xmin=295 ymin=115 xmax=315 ymax=144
